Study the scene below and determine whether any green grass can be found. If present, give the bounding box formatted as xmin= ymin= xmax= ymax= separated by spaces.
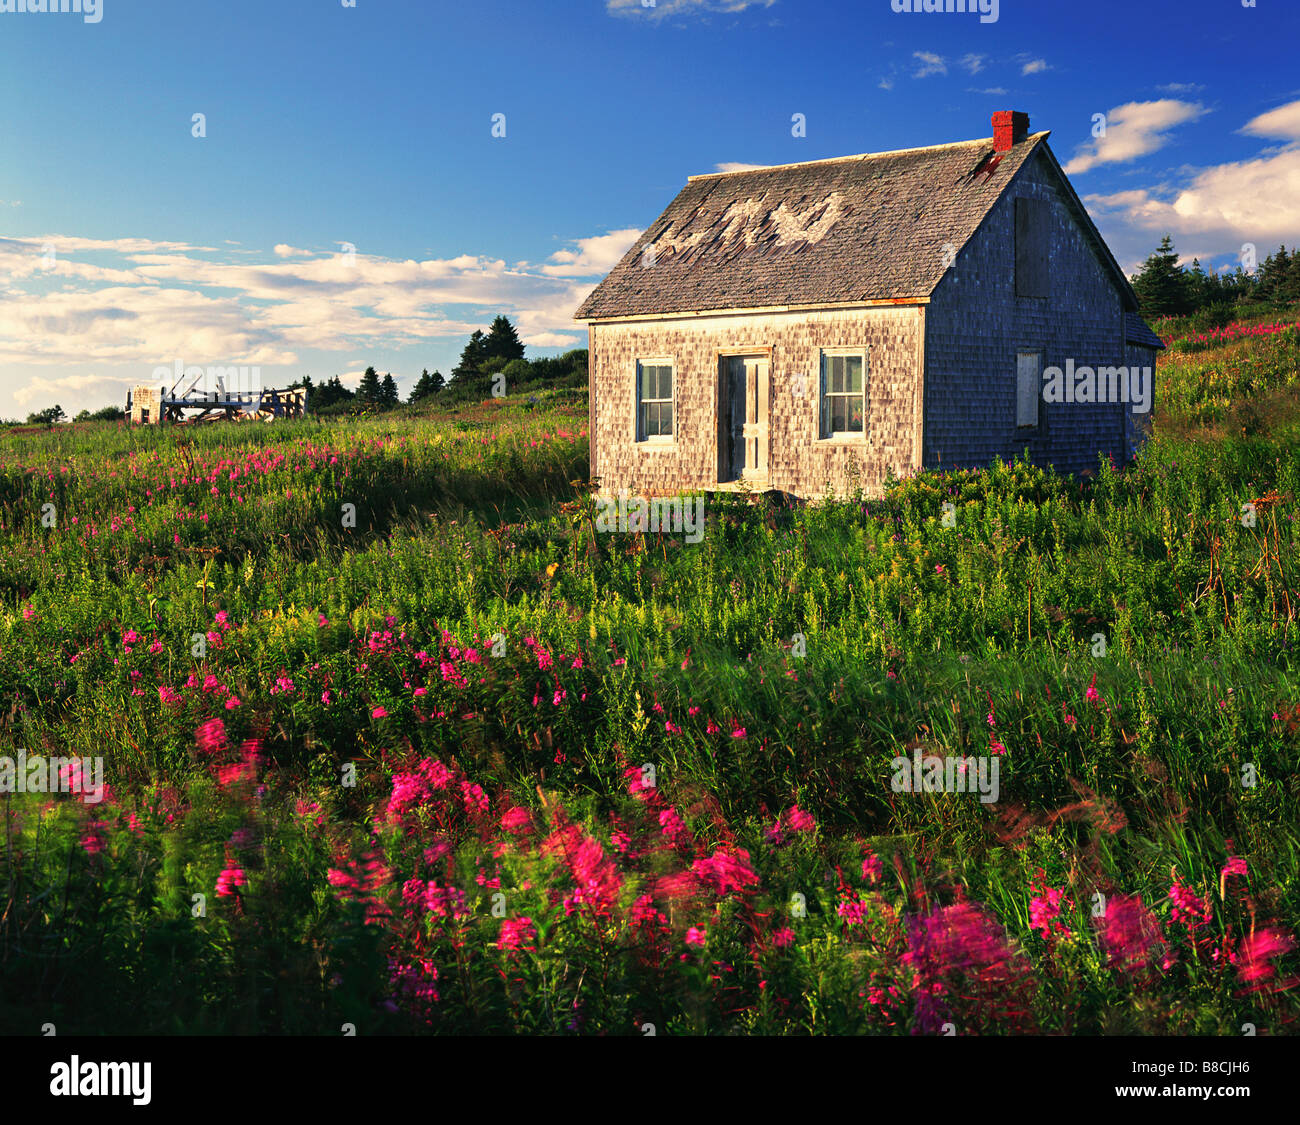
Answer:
xmin=2 ymin=339 xmax=1298 ymax=1035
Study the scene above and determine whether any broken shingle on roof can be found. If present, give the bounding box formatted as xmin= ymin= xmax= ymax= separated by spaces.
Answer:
xmin=575 ymin=128 xmax=1137 ymax=322
xmin=1124 ymin=311 xmax=1167 ymax=351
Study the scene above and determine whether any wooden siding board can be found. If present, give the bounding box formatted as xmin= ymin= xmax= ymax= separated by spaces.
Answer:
xmin=923 ymin=149 xmax=1131 ymax=478
xmin=590 ymin=307 xmax=921 ymax=499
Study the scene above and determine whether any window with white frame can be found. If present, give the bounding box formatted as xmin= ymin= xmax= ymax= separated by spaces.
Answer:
xmin=1016 ymin=351 xmax=1041 ymax=428
xmin=636 ymin=360 xmax=674 ymax=440
xmin=819 ymin=350 xmax=866 ymax=438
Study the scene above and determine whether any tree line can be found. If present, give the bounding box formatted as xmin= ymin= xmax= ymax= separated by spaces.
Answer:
xmin=1131 ymin=234 xmax=1300 ymax=321
xmin=292 ymin=315 xmax=586 ymax=415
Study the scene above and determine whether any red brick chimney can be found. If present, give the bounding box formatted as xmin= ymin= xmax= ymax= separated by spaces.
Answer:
xmin=992 ymin=110 xmax=1030 ymax=152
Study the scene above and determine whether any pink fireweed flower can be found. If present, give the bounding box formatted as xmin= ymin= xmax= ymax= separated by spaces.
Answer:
xmin=1085 ymin=674 xmax=1100 ymax=704
xmin=80 ymin=826 xmax=106 ymax=855
xmin=691 ymin=848 xmax=760 ymax=897
xmin=664 ymin=720 xmax=681 ymax=735
xmin=624 ymin=766 xmax=656 ymax=801
xmin=1028 ymin=870 xmax=1072 ymax=940
xmin=630 ymin=894 xmax=667 ymax=930
xmin=730 ymin=725 xmax=747 ymax=739
xmin=1222 ymin=856 xmax=1248 ymax=879
xmin=772 ymin=927 xmax=796 ymax=949
xmin=216 ymin=866 xmax=247 ymax=896
xmin=1168 ymin=876 xmax=1212 ymax=930
xmin=837 ymin=894 xmax=870 ymax=925
xmin=460 ymin=780 xmax=489 ymax=816
xmin=1235 ymin=926 xmax=1296 ymax=989
xmin=542 ymin=824 xmax=623 ymax=918
xmin=196 ymin=717 xmax=227 ymax=757
xmin=1094 ymin=894 xmax=1163 ymax=974
xmin=685 ymin=926 xmax=707 ymax=948
xmin=425 ymin=882 xmax=470 ymax=920
xmin=862 ymin=853 xmax=884 ymax=884
xmin=785 ymin=805 xmax=815 ymax=833
xmin=497 ymin=916 xmax=538 ymax=953
xmin=658 ymin=806 xmax=690 ymax=847
xmin=903 ymin=902 xmax=1035 ymax=1034
xmin=371 ymin=706 xmax=388 ymax=718
xmin=501 ymin=806 xmax=533 ymax=835
xmin=328 ymin=868 xmax=360 ymax=892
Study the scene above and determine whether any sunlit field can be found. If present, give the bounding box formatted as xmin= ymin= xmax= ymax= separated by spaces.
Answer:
xmin=2 ymin=325 xmax=1298 ymax=1035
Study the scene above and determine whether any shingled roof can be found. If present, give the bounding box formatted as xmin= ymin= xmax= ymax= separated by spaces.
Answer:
xmin=575 ymin=129 xmax=1136 ymax=321
xmin=1124 ymin=311 xmax=1167 ymax=350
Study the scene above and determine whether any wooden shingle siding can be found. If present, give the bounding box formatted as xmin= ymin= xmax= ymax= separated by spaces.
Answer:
xmin=923 ymin=150 xmax=1128 ymax=477
xmin=578 ymin=117 xmax=1167 ymax=496
xmin=590 ymin=306 xmax=923 ymax=500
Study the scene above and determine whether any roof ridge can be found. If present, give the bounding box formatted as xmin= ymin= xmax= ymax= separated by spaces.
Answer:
xmin=687 ymin=131 xmax=1050 ymax=181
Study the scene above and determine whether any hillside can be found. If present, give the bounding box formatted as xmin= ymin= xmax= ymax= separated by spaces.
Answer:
xmin=1 ymin=313 xmax=1298 ymax=1034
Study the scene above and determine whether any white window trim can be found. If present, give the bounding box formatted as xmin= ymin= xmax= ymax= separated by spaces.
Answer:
xmin=817 ymin=347 xmax=868 ymax=442
xmin=635 ymin=357 xmax=676 ymax=445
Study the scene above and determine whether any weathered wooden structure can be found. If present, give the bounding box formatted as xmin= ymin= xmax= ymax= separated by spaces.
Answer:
xmin=127 ymin=383 xmax=307 ymax=425
xmin=575 ymin=111 xmax=1164 ymax=500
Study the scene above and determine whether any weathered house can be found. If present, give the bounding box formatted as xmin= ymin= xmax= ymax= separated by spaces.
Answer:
xmin=574 ymin=111 xmax=1164 ymax=500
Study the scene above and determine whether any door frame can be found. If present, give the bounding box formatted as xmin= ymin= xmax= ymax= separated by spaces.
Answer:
xmin=715 ymin=347 xmax=773 ymax=486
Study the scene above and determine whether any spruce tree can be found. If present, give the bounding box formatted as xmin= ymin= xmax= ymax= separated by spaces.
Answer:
xmin=357 ymin=366 xmax=381 ymax=403
xmin=1131 ymin=235 xmax=1192 ymax=318
xmin=380 ymin=373 xmax=399 ymax=406
xmin=409 ymin=369 xmax=435 ymax=403
xmin=452 ymin=331 xmax=488 ymax=382
xmin=483 ymin=315 xmax=525 ymax=364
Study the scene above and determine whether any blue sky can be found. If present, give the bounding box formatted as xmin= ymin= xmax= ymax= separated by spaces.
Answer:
xmin=2 ymin=0 xmax=1299 ymax=417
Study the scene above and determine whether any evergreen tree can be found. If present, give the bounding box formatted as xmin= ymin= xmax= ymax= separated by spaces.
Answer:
xmin=483 ymin=315 xmax=525 ymax=364
xmin=1284 ymin=248 xmax=1300 ymax=304
xmin=452 ymin=331 xmax=488 ymax=382
xmin=1131 ymin=234 xmax=1192 ymax=318
xmin=380 ymin=372 xmax=399 ymax=406
xmin=356 ymin=366 xmax=382 ymax=403
xmin=1257 ymin=246 xmax=1293 ymax=305
xmin=409 ymin=368 xmax=446 ymax=403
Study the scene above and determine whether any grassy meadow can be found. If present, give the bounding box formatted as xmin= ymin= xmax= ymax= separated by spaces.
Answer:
xmin=2 ymin=320 xmax=1299 ymax=1035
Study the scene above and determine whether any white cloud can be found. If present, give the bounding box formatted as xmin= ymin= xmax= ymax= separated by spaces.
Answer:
xmin=522 ymin=332 xmax=581 ymax=348
xmin=1158 ymin=82 xmax=1204 ymax=94
xmin=1062 ymin=99 xmax=1208 ymax=175
xmin=715 ymin=161 xmax=769 ymax=173
xmin=13 ymin=372 xmax=136 ymax=408
xmin=1241 ymin=99 xmax=1300 ymax=141
xmin=273 ymin=244 xmax=314 ymax=258
xmin=606 ymin=0 xmax=776 ymax=17
xmin=0 ymin=228 xmax=626 ymax=371
xmin=1082 ymin=99 xmax=1300 ymax=262
xmin=878 ymin=77 xmax=895 ymax=91
xmin=542 ymin=228 xmax=641 ymax=277
xmin=913 ymin=51 xmax=946 ymax=78
xmin=1021 ymin=58 xmax=1048 ymax=75
xmin=967 ymin=87 xmax=1007 ymax=96
xmin=961 ymin=53 xmax=986 ymax=75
